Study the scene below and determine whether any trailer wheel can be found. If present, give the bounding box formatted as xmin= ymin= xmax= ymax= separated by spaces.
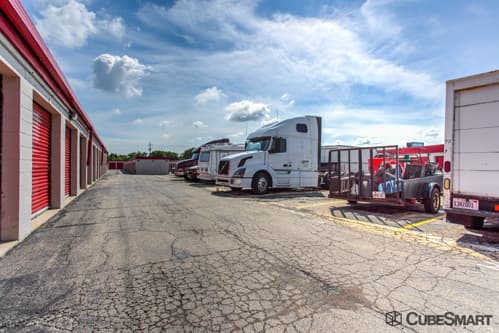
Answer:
xmin=469 ymin=217 xmax=485 ymax=230
xmin=424 ymin=187 xmax=441 ymax=214
xmin=252 ymin=172 xmax=270 ymax=195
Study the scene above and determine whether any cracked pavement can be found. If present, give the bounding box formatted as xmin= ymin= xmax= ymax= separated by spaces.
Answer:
xmin=0 ymin=173 xmax=498 ymax=332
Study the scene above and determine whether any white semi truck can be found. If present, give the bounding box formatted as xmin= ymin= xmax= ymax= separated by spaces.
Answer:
xmin=198 ymin=143 xmax=245 ymax=182
xmin=216 ymin=116 xmax=322 ymax=194
xmin=443 ymin=70 xmax=499 ymax=229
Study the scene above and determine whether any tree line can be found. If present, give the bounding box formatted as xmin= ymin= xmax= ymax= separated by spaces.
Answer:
xmin=108 ymin=147 xmax=196 ymax=161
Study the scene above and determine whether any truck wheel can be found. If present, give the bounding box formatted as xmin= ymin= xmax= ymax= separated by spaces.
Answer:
xmin=252 ymin=172 xmax=270 ymax=195
xmin=469 ymin=217 xmax=485 ymax=230
xmin=347 ymin=200 xmax=357 ymax=204
xmin=424 ymin=187 xmax=441 ymax=214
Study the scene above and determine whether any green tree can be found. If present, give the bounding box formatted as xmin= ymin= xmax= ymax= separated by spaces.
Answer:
xmin=127 ymin=151 xmax=147 ymax=160
xmin=181 ymin=147 xmax=196 ymax=159
xmin=150 ymin=150 xmax=179 ymax=160
xmin=108 ymin=153 xmax=129 ymax=161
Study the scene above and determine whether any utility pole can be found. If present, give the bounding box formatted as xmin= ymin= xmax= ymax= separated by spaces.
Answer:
xmin=148 ymin=141 xmax=152 ymax=156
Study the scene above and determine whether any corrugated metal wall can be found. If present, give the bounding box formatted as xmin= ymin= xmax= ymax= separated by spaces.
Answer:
xmin=0 ymin=75 xmax=2 ymax=239
xmin=32 ymin=103 xmax=51 ymax=214
xmin=65 ymin=126 xmax=71 ymax=196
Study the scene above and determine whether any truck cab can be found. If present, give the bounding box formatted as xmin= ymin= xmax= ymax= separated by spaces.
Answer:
xmin=174 ymin=138 xmax=231 ymax=178
xmin=174 ymin=149 xmax=200 ymax=178
xmin=198 ymin=143 xmax=245 ymax=182
xmin=216 ymin=116 xmax=321 ymax=194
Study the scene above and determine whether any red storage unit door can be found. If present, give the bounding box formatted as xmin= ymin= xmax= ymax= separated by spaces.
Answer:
xmin=65 ymin=126 xmax=71 ymax=196
xmin=0 ymin=75 xmax=2 ymax=238
xmin=32 ymin=103 xmax=51 ymax=214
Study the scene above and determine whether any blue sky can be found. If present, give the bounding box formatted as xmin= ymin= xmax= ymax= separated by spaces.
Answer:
xmin=23 ymin=0 xmax=499 ymax=154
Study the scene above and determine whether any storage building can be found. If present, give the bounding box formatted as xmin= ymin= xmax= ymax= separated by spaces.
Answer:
xmin=120 ymin=157 xmax=174 ymax=175
xmin=0 ymin=0 xmax=107 ymax=241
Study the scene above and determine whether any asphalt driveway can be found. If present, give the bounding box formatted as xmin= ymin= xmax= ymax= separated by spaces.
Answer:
xmin=0 ymin=172 xmax=498 ymax=332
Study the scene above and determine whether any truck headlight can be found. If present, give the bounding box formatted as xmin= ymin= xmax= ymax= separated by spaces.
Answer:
xmin=232 ymin=168 xmax=246 ymax=178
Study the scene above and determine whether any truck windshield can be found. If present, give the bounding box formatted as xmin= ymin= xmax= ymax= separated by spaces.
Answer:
xmin=191 ymin=153 xmax=200 ymax=160
xmin=199 ymin=152 xmax=210 ymax=162
xmin=246 ymin=137 xmax=271 ymax=151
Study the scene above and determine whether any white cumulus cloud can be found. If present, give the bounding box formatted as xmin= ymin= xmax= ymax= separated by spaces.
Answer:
xmin=98 ymin=16 xmax=125 ymax=39
xmin=93 ymin=54 xmax=150 ymax=97
xmin=354 ymin=137 xmax=382 ymax=146
xmin=192 ymin=120 xmax=208 ymax=128
xmin=225 ymin=100 xmax=270 ymax=122
xmin=423 ymin=128 xmax=440 ymax=138
xmin=132 ymin=118 xmax=143 ymax=125
xmin=112 ymin=108 xmax=122 ymax=115
xmin=35 ymin=0 xmax=125 ymax=48
xmin=195 ymin=86 xmax=225 ymax=104
xmin=159 ymin=120 xmax=171 ymax=127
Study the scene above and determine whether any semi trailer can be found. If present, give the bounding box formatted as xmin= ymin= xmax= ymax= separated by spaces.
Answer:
xmin=216 ymin=116 xmax=322 ymax=194
xmin=443 ymin=70 xmax=499 ymax=229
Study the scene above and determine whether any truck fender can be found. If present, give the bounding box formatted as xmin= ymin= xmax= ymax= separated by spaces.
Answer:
xmin=422 ymin=182 xmax=441 ymax=199
xmin=254 ymin=169 xmax=274 ymax=187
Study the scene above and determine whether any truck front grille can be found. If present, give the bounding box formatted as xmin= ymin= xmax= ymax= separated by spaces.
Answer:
xmin=218 ymin=160 xmax=230 ymax=175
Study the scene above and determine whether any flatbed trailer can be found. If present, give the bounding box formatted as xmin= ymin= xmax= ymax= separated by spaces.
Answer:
xmin=327 ymin=145 xmax=443 ymax=214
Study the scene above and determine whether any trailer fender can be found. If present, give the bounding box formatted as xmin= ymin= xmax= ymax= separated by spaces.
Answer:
xmin=422 ymin=182 xmax=441 ymax=199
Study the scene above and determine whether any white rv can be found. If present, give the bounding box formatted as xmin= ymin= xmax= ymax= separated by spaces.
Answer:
xmin=216 ymin=116 xmax=321 ymax=194
xmin=443 ymin=70 xmax=499 ymax=229
xmin=198 ymin=143 xmax=245 ymax=182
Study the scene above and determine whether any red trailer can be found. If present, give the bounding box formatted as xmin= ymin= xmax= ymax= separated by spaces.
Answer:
xmin=385 ymin=144 xmax=444 ymax=169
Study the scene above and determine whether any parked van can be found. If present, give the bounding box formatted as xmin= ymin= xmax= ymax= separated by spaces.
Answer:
xmin=216 ymin=116 xmax=321 ymax=194
xmin=198 ymin=144 xmax=245 ymax=182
